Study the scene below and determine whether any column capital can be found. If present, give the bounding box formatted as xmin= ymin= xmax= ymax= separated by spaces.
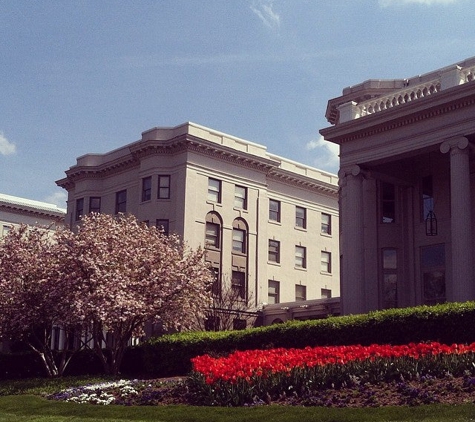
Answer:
xmin=339 ymin=164 xmax=365 ymax=179
xmin=440 ymin=136 xmax=469 ymax=154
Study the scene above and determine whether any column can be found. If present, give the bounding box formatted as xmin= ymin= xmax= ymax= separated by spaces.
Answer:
xmin=440 ymin=137 xmax=474 ymax=301
xmin=339 ymin=165 xmax=365 ymax=314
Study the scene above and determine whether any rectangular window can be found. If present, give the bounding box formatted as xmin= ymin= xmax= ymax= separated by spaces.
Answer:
xmin=269 ymin=199 xmax=281 ymax=222
xmin=295 ymin=285 xmax=307 ymax=301
xmin=422 ymin=175 xmax=434 ymax=221
xmin=205 ymin=222 xmax=220 ymax=249
xmin=89 ymin=197 xmax=101 ymax=213
xmin=1 ymin=225 xmax=11 ymax=238
xmin=381 ymin=182 xmax=396 ymax=223
xmin=115 ymin=190 xmax=127 ymax=214
xmin=382 ymin=248 xmax=398 ymax=309
xmin=156 ymin=219 xmax=169 ymax=235
xmin=232 ymin=229 xmax=246 ymax=253
xmin=295 ymin=206 xmax=306 ymax=229
xmin=268 ymin=239 xmax=280 ymax=263
xmin=234 ymin=185 xmax=247 ymax=209
xmin=158 ymin=175 xmax=171 ymax=199
xmin=208 ymin=178 xmax=221 ymax=203
xmin=210 ymin=267 xmax=221 ymax=297
xmin=75 ymin=198 xmax=84 ymax=221
xmin=231 ymin=271 xmax=246 ymax=300
xmin=233 ymin=318 xmax=247 ymax=330
xmin=157 ymin=175 xmax=170 ymax=199
xmin=295 ymin=246 xmax=306 ymax=269
xmin=321 ymin=288 xmax=332 ymax=299
xmin=142 ymin=176 xmax=152 ymax=202
xmin=421 ymin=244 xmax=445 ymax=305
xmin=321 ymin=251 xmax=332 ymax=273
xmin=268 ymin=280 xmax=280 ymax=304
xmin=321 ymin=213 xmax=331 ymax=235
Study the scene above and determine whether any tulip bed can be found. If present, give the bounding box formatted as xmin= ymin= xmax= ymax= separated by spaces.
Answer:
xmin=189 ymin=342 xmax=475 ymax=406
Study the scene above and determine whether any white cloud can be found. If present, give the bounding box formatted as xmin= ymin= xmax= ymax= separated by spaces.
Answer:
xmin=0 ymin=132 xmax=16 ymax=156
xmin=250 ymin=0 xmax=280 ymax=29
xmin=306 ymin=136 xmax=339 ymax=173
xmin=44 ymin=191 xmax=67 ymax=209
xmin=379 ymin=0 xmax=458 ymax=6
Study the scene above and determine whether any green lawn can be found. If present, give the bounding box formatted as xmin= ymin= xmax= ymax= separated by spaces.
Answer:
xmin=1 ymin=396 xmax=475 ymax=422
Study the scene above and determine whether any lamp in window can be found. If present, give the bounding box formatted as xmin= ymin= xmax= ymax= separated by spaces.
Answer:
xmin=425 ymin=210 xmax=438 ymax=236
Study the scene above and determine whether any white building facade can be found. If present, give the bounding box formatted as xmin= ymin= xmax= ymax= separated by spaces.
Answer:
xmin=57 ymin=122 xmax=340 ymax=326
xmin=320 ymin=56 xmax=475 ymax=315
xmin=0 ymin=193 xmax=65 ymax=236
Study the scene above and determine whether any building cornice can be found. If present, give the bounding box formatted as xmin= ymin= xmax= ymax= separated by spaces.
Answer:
xmin=267 ymin=168 xmax=338 ymax=195
xmin=0 ymin=203 xmax=65 ymax=222
xmin=320 ymin=82 xmax=475 ymax=145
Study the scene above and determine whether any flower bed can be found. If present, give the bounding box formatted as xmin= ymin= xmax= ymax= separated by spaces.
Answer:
xmin=189 ymin=342 xmax=475 ymax=406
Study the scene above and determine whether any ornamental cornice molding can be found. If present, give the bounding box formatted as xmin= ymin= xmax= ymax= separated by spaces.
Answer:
xmin=321 ymin=84 xmax=475 ymax=145
xmin=0 ymin=203 xmax=65 ymax=222
xmin=267 ymin=169 xmax=338 ymax=196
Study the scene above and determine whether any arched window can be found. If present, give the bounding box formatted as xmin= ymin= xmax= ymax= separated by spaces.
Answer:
xmin=205 ymin=212 xmax=223 ymax=297
xmin=232 ymin=218 xmax=248 ymax=254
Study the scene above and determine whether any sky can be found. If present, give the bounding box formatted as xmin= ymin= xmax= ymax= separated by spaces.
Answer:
xmin=1 ymin=0 xmax=474 ymax=208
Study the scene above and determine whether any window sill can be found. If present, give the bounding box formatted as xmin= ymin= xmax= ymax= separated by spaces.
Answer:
xmin=268 ymin=261 xmax=281 ymax=267
xmin=320 ymin=271 xmax=332 ymax=276
xmin=268 ymin=219 xmax=281 ymax=226
xmin=294 ymin=266 xmax=307 ymax=272
xmin=295 ymin=226 xmax=307 ymax=232
xmin=320 ymin=232 xmax=332 ymax=238
xmin=207 ymin=200 xmax=223 ymax=207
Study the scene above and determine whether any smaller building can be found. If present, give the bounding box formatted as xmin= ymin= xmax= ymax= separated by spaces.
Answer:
xmin=0 ymin=193 xmax=66 ymax=352
xmin=0 ymin=193 xmax=66 ymax=236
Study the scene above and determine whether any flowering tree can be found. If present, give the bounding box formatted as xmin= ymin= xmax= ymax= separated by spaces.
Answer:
xmin=0 ymin=225 xmax=79 ymax=377
xmin=60 ymin=213 xmax=214 ymax=375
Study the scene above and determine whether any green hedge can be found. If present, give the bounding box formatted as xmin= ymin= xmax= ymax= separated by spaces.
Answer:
xmin=3 ymin=301 xmax=475 ymax=379
xmin=139 ymin=301 xmax=475 ymax=377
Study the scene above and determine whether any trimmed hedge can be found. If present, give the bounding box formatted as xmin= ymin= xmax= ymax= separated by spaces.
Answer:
xmin=3 ymin=301 xmax=475 ymax=379
xmin=140 ymin=301 xmax=475 ymax=377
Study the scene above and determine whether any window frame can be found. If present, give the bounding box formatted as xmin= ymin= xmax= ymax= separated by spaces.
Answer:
xmin=207 ymin=178 xmax=221 ymax=203
xmin=295 ymin=284 xmax=307 ymax=301
xmin=89 ymin=197 xmax=101 ymax=214
xmin=142 ymin=176 xmax=152 ymax=202
xmin=156 ymin=219 xmax=170 ymax=235
xmin=157 ymin=175 xmax=171 ymax=200
xmin=268 ymin=280 xmax=280 ymax=304
xmin=295 ymin=206 xmax=306 ymax=229
xmin=115 ymin=190 xmax=127 ymax=214
xmin=269 ymin=199 xmax=281 ymax=222
xmin=205 ymin=222 xmax=220 ymax=249
xmin=382 ymin=248 xmax=398 ymax=309
xmin=321 ymin=251 xmax=332 ymax=273
xmin=321 ymin=213 xmax=331 ymax=235
xmin=75 ymin=198 xmax=84 ymax=221
xmin=268 ymin=239 xmax=280 ymax=263
xmin=231 ymin=271 xmax=246 ymax=300
xmin=381 ymin=182 xmax=396 ymax=223
xmin=232 ymin=228 xmax=246 ymax=254
xmin=295 ymin=245 xmax=307 ymax=269
xmin=234 ymin=185 xmax=247 ymax=209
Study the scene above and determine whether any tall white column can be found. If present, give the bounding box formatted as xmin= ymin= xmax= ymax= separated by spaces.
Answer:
xmin=440 ymin=137 xmax=474 ymax=301
xmin=339 ymin=165 xmax=365 ymax=314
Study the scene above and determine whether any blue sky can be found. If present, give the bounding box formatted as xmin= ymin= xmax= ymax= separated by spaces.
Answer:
xmin=1 ymin=0 xmax=474 ymax=207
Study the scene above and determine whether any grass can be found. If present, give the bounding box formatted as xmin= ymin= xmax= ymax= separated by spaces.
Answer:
xmin=1 ymin=377 xmax=475 ymax=422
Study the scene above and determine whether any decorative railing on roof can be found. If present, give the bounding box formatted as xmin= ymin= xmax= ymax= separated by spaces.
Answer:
xmin=357 ymin=79 xmax=441 ymax=118
xmin=338 ymin=64 xmax=475 ymax=123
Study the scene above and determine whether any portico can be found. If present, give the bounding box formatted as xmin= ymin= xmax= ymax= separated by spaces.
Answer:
xmin=320 ymin=56 xmax=475 ymax=314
